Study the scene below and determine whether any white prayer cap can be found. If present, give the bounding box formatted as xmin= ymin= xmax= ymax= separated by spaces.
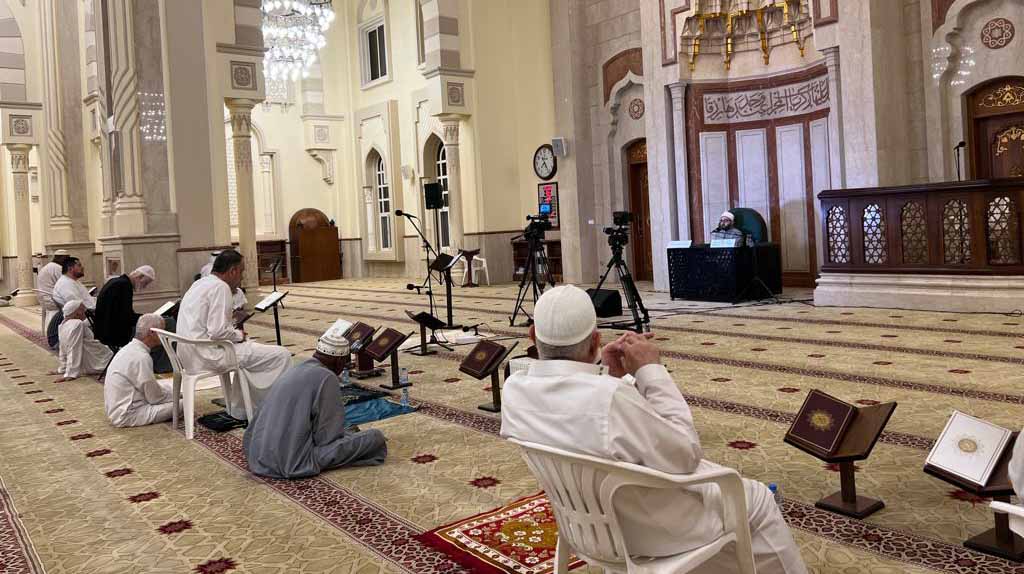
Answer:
xmin=54 ymin=249 xmax=69 ymax=256
xmin=533 ymin=285 xmax=596 ymax=346
xmin=133 ymin=265 xmax=155 ymax=280
xmin=62 ymin=300 xmax=83 ymax=316
xmin=720 ymin=211 xmax=735 ymax=221
xmin=316 ymin=319 xmax=352 ymax=357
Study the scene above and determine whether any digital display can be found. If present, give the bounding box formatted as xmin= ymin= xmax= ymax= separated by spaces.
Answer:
xmin=539 ymin=203 xmax=552 ymax=214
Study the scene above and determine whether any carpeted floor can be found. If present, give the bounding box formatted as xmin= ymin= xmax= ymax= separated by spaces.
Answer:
xmin=2 ymin=277 xmax=1023 ymax=573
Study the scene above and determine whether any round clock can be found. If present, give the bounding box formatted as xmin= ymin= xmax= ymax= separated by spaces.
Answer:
xmin=533 ymin=144 xmax=557 ymax=181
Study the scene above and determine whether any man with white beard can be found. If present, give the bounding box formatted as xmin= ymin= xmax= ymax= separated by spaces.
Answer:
xmin=104 ymin=314 xmax=177 ymax=428
xmin=176 ymin=249 xmax=291 ymax=420
xmin=53 ymin=300 xmax=112 ymax=382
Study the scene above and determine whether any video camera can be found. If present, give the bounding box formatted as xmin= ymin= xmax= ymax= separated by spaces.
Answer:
xmin=521 ymin=212 xmax=553 ymax=242
xmin=603 ymin=211 xmax=632 ymax=248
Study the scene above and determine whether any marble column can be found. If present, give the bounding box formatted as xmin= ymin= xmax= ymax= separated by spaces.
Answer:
xmin=8 ymin=144 xmax=38 ymax=307
xmin=823 ymin=46 xmax=846 ymax=189
xmin=226 ymin=98 xmax=260 ymax=294
xmin=440 ymin=116 xmax=465 ymax=251
xmin=668 ymin=82 xmax=691 ymax=241
xmin=40 ymin=0 xmax=72 ymax=242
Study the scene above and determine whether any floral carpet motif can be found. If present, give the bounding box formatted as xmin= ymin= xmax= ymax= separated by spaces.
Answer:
xmin=416 ymin=493 xmax=584 ymax=574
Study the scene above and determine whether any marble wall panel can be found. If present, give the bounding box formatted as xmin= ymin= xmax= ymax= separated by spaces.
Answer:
xmin=735 ymin=128 xmax=771 ymax=238
xmin=699 ymin=131 xmax=729 ymax=241
xmin=776 ymin=123 xmax=810 ymax=273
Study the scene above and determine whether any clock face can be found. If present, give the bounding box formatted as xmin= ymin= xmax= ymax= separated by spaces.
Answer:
xmin=533 ymin=144 xmax=557 ymax=181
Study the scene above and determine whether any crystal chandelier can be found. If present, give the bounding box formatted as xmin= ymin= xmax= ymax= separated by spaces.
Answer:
xmin=262 ymin=0 xmax=335 ymax=82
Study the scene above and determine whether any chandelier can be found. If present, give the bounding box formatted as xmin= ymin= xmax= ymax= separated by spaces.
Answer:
xmin=262 ymin=0 xmax=335 ymax=82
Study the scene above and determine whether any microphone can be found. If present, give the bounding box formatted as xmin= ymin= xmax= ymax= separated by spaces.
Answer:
xmin=954 ymin=141 xmax=966 ymax=150
xmin=395 ymin=209 xmax=417 ymax=219
xmin=462 ymin=323 xmax=482 ymax=335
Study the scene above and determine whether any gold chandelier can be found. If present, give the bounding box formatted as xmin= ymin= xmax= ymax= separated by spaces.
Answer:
xmin=683 ymin=0 xmax=810 ymax=71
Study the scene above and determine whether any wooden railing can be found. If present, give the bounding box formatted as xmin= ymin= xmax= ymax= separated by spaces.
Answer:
xmin=819 ymin=179 xmax=1024 ymax=274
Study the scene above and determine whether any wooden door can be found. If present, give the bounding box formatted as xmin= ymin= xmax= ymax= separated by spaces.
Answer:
xmin=626 ymin=140 xmax=653 ymax=281
xmin=968 ymin=78 xmax=1024 ymax=179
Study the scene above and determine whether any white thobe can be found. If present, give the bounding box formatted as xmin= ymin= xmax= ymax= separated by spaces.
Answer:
xmin=52 ymin=275 xmax=97 ymax=310
xmin=104 ymin=339 xmax=175 ymax=427
xmin=176 ymin=275 xmax=290 ymax=420
xmin=501 ymin=360 xmax=807 ymax=574
xmin=57 ymin=319 xmax=112 ymax=379
xmin=37 ymin=262 xmax=62 ymax=309
xmin=200 ymin=264 xmax=246 ymax=309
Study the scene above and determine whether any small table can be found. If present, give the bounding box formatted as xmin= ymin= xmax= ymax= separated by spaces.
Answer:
xmin=460 ymin=249 xmax=481 ymax=288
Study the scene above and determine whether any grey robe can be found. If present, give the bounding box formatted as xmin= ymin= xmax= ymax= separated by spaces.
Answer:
xmin=243 ymin=359 xmax=388 ymax=479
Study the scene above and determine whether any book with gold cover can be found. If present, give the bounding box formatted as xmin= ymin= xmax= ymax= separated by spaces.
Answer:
xmin=364 ymin=328 xmax=407 ymax=362
xmin=785 ymin=389 xmax=858 ymax=458
xmin=459 ymin=341 xmax=508 ymax=380
xmin=344 ymin=322 xmax=376 ymax=347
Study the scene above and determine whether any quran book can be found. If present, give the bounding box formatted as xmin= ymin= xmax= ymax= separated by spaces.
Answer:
xmin=785 ymin=390 xmax=858 ymax=458
xmin=154 ymin=299 xmax=179 ymax=317
xmin=459 ymin=341 xmax=508 ymax=380
xmin=364 ymin=328 xmax=406 ymax=361
xmin=234 ymin=312 xmax=255 ymax=329
xmin=926 ymin=411 xmax=1012 ymax=488
xmin=254 ymin=291 xmax=287 ymax=312
xmin=345 ymin=322 xmax=376 ymax=347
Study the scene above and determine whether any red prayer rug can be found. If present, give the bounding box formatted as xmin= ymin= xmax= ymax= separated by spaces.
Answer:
xmin=415 ymin=493 xmax=585 ymax=574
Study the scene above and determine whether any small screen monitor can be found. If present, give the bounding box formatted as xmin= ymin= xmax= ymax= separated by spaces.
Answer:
xmin=539 ymin=203 xmax=552 ymax=215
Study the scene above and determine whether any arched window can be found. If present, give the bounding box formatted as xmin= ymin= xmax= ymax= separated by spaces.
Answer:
xmin=376 ymin=156 xmax=392 ymax=250
xmin=436 ymin=145 xmax=451 ymax=248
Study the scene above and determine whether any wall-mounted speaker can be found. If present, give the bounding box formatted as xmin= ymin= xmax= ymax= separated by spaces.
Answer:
xmin=551 ymin=137 xmax=568 ymax=157
xmin=424 ymin=182 xmax=444 ymax=210
xmin=400 ymin=165 xmax=415 ymax=179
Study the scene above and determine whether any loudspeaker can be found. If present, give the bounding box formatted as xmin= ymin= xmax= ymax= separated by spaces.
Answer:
xmin=551 ymin=137 xmax=568 ymax=157
xmin=424 ymin=182 xmax=444 ymax=210
xmin=587 ymin=288 xmax=622 ymax=318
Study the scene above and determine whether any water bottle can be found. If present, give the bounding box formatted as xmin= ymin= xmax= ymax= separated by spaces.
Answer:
xmin=768 ymin=483 xmax=783 ymax=505
xmin=400 ymin=367 xmax=409 ymax=386
xmin=340 ymin=368 xmax=350 ymax=387
xmin=401 ymin=387 xmax=410 ymax=408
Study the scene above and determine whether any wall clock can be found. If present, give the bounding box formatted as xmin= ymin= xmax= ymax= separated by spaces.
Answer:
xmin=533 ymin=144 xmax=557 ymax=181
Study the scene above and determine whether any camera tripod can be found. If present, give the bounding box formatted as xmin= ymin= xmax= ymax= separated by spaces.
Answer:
xmin=509 ymin=233 xmax=556 ymax=327
xmin=592 ymin=237 xmax=650 ymax=334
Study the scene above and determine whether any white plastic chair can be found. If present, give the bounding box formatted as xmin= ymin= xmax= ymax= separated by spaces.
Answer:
xmin=990 ymin=501 xmax=1024 ymax=537
xmin=508 ymin=438 xmax=756 ymax=574
xmin=458 ymin=256 xmax=490 ymax=286
xmin=153 ymin=328 xmax=253 ymax=440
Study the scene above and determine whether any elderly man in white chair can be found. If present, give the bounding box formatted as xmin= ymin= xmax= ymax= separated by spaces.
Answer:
xmin=500 ymin=285 xmax=807 ymax=574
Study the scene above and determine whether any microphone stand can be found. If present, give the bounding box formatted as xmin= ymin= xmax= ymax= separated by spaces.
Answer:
xmin=954 ymin=144 xmax=963 ymax=182
xmin=402 ymin=214 xmax=440 ymax=319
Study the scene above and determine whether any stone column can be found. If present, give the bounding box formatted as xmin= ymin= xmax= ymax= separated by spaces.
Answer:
xmin=226 ymin=98 xmax=260 ymax=294
xmin=668 ymin=82 xmax=691 ymax=241
xmin=8 ymin=144 xmax=38 ymax=307
xmin=439 ymin=116 xmax=465 ymax=251
xmin=823 ymin=46 xmax=846 ymax=189
xmin=40 ymin=0 xmax=72 ymax=242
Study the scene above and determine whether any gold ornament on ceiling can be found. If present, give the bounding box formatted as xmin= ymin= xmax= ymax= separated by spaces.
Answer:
xmin=979 ymin=84 xmax=1024 ymax=108
xmin=681 ymin=0 xmax=810 ymax=71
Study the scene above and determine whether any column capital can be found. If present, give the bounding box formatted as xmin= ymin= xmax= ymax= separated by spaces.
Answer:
xmin=439 ymin=116 xmax=462 ymax=146
xmin=225 ymin=97 xmax=260 ymax=111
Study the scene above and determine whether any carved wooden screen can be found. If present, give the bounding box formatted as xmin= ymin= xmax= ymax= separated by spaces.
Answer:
xmin=826 ymin=205 xmax=850 ymax=264
xmin=942 ymin=199 xmax=971 ymax=264
xmin=900 ymin=201 xmax=929 ymax=264
xmin=987 ymin=196 xmax=1020 ymax=264
xmin=862 ymin=203 xmax=888 ymax=264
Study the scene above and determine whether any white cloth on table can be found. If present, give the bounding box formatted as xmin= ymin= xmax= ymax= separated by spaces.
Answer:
xmin=500 ymin=360 xmax=807 ymax=574
xmin=57 ymin=319 xmax=112 ymax=379
xmin=52 ymin=275 xmax=96 ymax=310
xmin=176 ymin=275 xmax=290 ymax=420
xmin=37 ymin=262 xmax=62 ymax=309
xmin=104 ymin=339 xmax=175 ymax=427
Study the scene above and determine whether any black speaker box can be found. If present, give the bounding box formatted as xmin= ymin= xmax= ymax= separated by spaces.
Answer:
xmin=424 ymin=182 xmax=444 ymax=210
xmin=587 ymin=288 xmax=622 ymax=318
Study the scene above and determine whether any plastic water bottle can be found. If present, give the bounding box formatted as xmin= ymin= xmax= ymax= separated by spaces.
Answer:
xmin=400 ymin=367 xmax=409 ymax=386
xmin=401 ymin=387 xmax=410 ymax=407
xmin=340 ymin=368 xmax=350 ymax=387
xmin=768 ymin=483 xmax=783 ymax=505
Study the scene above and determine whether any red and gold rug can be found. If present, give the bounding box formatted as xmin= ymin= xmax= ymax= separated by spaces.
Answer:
xmin=415 ymin=492 xmax=585 ymax=574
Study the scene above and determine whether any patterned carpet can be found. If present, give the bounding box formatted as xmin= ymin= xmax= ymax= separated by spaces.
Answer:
xmin=2 ymin=277 xmax=1024 ymax=573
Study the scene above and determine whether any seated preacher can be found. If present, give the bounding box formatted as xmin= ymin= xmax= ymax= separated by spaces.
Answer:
xmin=176 ymin=249 xmax=291 ymax=420
xmin=243 ymin=321 xmax=388 ymax=479
xmin=500 ymin=285 xmax=807 ymax=573
xmin=104 ymin=314 xmax=177 ymax=428
xmin=54 ymin=300 xmax=112 ymax=382
xmin=711 ymin=211 xmax=753 ymax=246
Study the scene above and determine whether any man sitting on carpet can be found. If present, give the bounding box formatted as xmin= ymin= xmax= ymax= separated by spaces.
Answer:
xmin=243 ymin=320 xmax=388 ymax=479
xmin=53 ymin=300 xmax=113 ymax=382
xmin=500 ymin=285 xmax=807 ymax=574
xmin=104 ymin=314 xmax=177 ymax=428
